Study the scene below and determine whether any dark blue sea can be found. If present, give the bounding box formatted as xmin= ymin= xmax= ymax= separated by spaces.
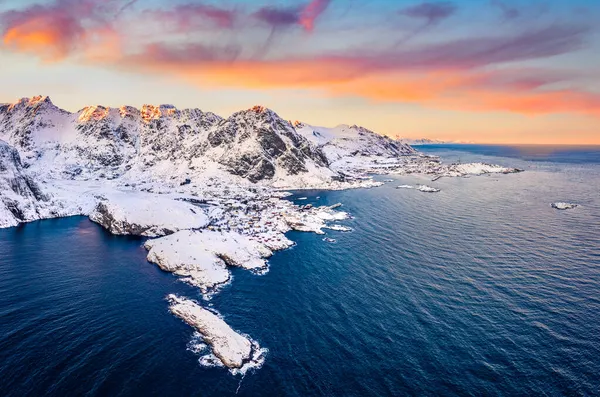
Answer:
xmin=1 ymin=145 xmax=599 ymax=396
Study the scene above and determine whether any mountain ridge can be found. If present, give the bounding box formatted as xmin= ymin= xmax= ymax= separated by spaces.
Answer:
xmin=0 ymin=95 xmax=409 ymax=187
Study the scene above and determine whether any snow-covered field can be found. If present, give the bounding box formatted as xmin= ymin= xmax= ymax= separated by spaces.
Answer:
xmin=0 ymin=96 xmax=523 ymax=371
xmin=145 ymin=230 xmax=271 ymax=293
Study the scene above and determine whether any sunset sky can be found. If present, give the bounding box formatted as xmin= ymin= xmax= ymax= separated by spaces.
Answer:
xmin=1 ymin=0 xmax=599 ymax=144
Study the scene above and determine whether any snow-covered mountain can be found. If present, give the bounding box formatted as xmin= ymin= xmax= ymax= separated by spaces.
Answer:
xmin=0 ymin=97 xmax=342 ymax=187
xmin=294 ymin=122 xmax=416 ymax=163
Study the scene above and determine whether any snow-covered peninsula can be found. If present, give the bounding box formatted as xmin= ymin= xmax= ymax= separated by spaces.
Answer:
xmin=0 ymin=96 xmax=523 ymax=371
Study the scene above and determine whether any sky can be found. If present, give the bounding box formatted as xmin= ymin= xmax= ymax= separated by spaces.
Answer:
xmin=0 ymin=0 xmax=599 ymax=144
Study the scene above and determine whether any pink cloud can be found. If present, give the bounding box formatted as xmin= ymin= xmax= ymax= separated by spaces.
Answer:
xmin=254 ymin=0 xmax=332 ymax=32
xmin=300 ymin=0 xmax=332 ymax=32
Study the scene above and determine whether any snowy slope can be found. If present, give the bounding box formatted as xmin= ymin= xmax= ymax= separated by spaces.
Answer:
xmin=294 ymin=122 xmax=416 ymax=163
xmin=89 ymin=192 xmax=210 ymax=237
xmin=0 ymin=139 xmax=52 ymax=227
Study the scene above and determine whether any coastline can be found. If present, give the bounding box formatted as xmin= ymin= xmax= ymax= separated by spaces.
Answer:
xmin=0 ymin=98 xmax=527 ymax=372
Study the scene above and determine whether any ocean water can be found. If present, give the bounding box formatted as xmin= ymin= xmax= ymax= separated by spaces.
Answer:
xmin=1 ymin=145 xmax=600 ymax=396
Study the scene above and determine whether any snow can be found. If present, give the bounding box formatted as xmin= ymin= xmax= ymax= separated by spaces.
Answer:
xmin=441 ymin=163 xmax=519 ymax=177
xmin=145 ymin=230 xmax=271 ymax=292
xmin=294 ymin=123 xmax=415 ymax=163
xmin=551 ymin=202 xmax=578 ymax=210
xmin=396 ymin=184 xmax=440 ymax=192
xmin=168 ymin=295 xmax=265 ymax=372
xmin=282 ymin=204 xmax=351 ymax=234
xmin=417 ymin=185 xmax=441 ymax=193
xmin=89 ymin=192 xmax=209 ymax=237
xmin=0 ymin=202 xmax=20 ymax=228
xmin=324 ymin=224 xmax=352 ymax=232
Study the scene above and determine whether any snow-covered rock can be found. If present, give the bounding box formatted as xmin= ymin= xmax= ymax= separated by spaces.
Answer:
xmin=212 ymin=107 xmax=332 ymax=185
xmin=144 ymin=230 xmax=271 ymax=292
xmin=441 ymin=163 xmax=521 ymax=177
xmin=282 ymin=204 xmax=350 ymax=234
xmin=168 ymin=295 xmax=265 ymax=371
xmin=89 ymin=192 xmax=209 ymax=237
xmin=417 ymin=185 xmax=441 ymax=193
xmin=1 ymin=96 xmax=520 ymax=192
xmin=396 ymin=184 xmax=440 ymax=192
xmin=0 ymin=140 xmax=53 ymax=228
xmin=551 ymin=202 xmax=578 ymax=210
xmin=399 ymin=138 xmax=450 ymax=145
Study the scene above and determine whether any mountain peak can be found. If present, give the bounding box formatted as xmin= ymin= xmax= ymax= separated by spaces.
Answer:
xmin=246 ymin=105 xmax=280 ymax=118
xmin=229 ymin=106 xmax=283 ymax=124
xmin=141 ymin=104 xmax=178 ymax=122
xmin=8 ymin=95 xmax=54 ymax=111
xmin=78 ymin=105 xmax=111 ymax=122
xmin=27 ymin=95 xmax=52 ymax=106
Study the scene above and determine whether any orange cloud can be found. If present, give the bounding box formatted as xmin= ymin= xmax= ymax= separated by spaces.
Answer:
xmin=0 ymin=0 xmax=131 ymax=61
xmin=118 ymin=53 xmax=600 ymax=117
xmin=2 ymin=15 xmax=83 ymax=61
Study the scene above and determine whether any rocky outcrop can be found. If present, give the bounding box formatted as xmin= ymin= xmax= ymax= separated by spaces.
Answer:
xmin=144 ymin=230 xmax=271 ymax=292
xmin=551 ymin=202 xmax=578 ymax=210
xmin=88 ymin=193 xmax=210 ymax=237
xmin=168 ymin=295 xmax=265 ymax=370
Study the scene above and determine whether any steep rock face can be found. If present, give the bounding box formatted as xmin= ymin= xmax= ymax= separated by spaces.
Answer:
xmin=0 ymin=140 xmax=51 ymax=227
xmin=210 ymin=107 xmax=330 ymax=183
xmin=294 ymin=122 xmax=416 ymax=163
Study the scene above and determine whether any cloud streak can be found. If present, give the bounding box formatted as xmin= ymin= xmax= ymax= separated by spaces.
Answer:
xmin=490 ymin=0 xmax=519 ymax=20
xmin=396 ymin=1 xmax=457 ymax=45
xmin=400 ymin=1 xmax=457 ymax=25
xmin=109 ymin=22 xmax=598 ymax=116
